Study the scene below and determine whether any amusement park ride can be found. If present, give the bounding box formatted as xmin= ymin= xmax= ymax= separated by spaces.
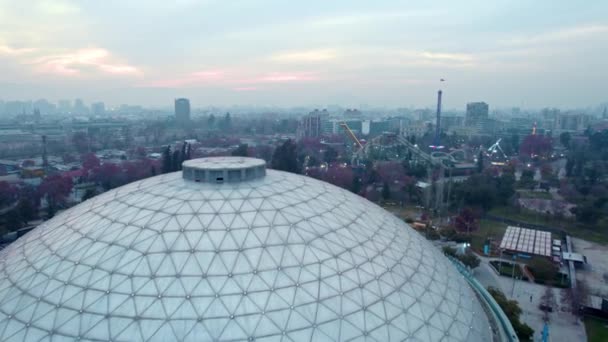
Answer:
xmin=487 ymin=138 xmax=509 ymax=166
xmin=338 ymin=80 xmax=516 ymax=210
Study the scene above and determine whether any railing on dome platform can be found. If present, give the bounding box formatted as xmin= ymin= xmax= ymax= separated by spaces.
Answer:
xmin=447 ymin=256 xmax=520 ymax=342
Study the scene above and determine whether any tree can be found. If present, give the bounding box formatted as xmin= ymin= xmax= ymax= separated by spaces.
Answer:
xmin=497 ymin=173 xmax=516 ymax=201
xmin=459 ymin=252 xmax=481 ymax=269
xmin=520 ymin=134 xmax=553 ymax=158
xmin=454 ymin=207 xmax=478 ymax=234
xmin=540 ymin=164 xmax=554 ymax=182
xmin=0 ymin=181 xmax=18 ymax=208
xmin=271 ymin=140 xmax=299 ymax=173
xmin=510 ymin=134 xmax=520 ymax=154
xmin=382 ymin=182 xmax=391 ymax=201
xmin=172 ymin=150 xmax=181 ymax=172
xmin=351 ymin=176 xmax=361 ymax=194
xmin=184 ymin=143 xmax=191 ymax=161
xmin=570 ymin=202 xmax=602 ymax=224
xmin=39 ymin=174 xmax=73 ymax=217
xmin=207 ymin=114 xmax=216 ymax=128
xmin=540 ymin=286 xmax=555 ymax=321
xmin=565 ymin=158 xmax=574 ymax=177
xmin=17 ymin=185 xmax=40 ymax=221
xmin=528 ymin=258 xmax=557 ymax=283
xmin=519 ymin=169 xmax=536 ymax=189
xmin=487 ymin=287 xmax=534 ymax=340
xmin=322 ymin=165 xmax=354 ymax=189
xmin=442 ymin=246 xmax=457 ymax=257
xmin=450 ymin=174 xmax=505 ymax=211
xmin=94 ymin=163 xmax=124 ymax=191
xmin=220 ymin=112 xmax=232 ymax=132
xmin=162 ymin=146 xmax=172 ymax=174
xmin=82 ymin=153 xmax=100 ymax=170
xmin=134 ymin=146 xmax=147 ymax=159
xmin=72 ymin=132 xmax=89 ymax=154
xmin=81 ymin=188 xmax=98 ymax=201
xmin=232 ymin=144 xmax=249 ymax=157
xmin=560 ymin=132 xmax=571 ymax=148
xmin=5 ymin=209 xmax=22 ymax=230
xmin=180 ymin=142 xmax=188 ymax=168
xmin=16 ymin=198 xmax=37 ymax=224
xmin=323 ymin=147 xmax=338 ymax=164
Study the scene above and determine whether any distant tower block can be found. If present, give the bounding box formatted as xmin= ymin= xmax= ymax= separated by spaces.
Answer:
xmin=174 ymin=98 xmax=191 ymax=125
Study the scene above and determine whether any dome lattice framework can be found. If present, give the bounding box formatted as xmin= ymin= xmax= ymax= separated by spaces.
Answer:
xmin=0 ymin=158 xmax=491 ymax=341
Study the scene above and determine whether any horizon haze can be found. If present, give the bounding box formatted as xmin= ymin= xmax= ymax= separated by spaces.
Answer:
xmin=1 ymin=0 xmax=607 ymax=109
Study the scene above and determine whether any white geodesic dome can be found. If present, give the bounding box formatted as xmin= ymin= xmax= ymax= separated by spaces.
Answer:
xmin=0 ymin=157 xmax=492 ymax=341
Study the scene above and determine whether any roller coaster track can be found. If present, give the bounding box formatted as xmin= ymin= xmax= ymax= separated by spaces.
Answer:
xmin=361 ymin=134 xmax=455 ymax=169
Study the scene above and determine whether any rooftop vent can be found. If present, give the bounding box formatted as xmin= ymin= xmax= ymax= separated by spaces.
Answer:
xmin=182 ymin=157 xmax=266 ymax=183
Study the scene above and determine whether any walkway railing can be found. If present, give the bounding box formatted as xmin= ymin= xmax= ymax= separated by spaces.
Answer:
xmin=447 ymin=256 xmax=520 ymax=342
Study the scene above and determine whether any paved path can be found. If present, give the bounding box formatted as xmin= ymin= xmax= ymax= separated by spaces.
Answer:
xmin=475 ymin=256 xmax=586 ymax=342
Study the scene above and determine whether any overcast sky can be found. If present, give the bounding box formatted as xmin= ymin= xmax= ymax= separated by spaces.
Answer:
xmin=0 ymin=0 xmax=606 ymax=109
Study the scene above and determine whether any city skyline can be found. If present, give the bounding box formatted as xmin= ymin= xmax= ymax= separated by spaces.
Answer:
xmin=0 ymin=1 xmax=607 ymax=108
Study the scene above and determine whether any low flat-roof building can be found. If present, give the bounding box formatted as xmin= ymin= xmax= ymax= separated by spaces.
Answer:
xmin=562 ymin=252 xmax=586 ymax=265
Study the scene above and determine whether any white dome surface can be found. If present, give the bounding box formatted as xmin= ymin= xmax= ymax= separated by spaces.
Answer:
xmin=0 ymin=158 xmax=491 ymax=341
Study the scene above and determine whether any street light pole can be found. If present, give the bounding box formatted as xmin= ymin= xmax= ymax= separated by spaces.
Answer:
xmin=499 ymin=248 xmax=504 ymax=274
xmin=511 ymin=255 xmax=517 ymax=297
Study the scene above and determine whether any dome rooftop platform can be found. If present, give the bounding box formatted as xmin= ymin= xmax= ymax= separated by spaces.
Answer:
xmin=182 ymin=157 xmax=266 ymax=183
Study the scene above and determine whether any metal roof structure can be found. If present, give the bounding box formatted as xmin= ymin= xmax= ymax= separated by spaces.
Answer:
xmin=0 ymin=157 xmax=492 ymax=341
xmin=499 ymin=226 xmax=551 ymax=257
xmin=561 ymin=252 xmax=586 ymax=264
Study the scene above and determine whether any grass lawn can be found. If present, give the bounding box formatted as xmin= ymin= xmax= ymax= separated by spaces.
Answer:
xmin=517 ymin=190 xmax=553 ymax=200
xmin=488 ymin=206 xmax=608 ymax=245
xmin=470 ymin=219 xmax=508 ymax=252
xmin=383 ymin=204 xmax=422 ymax=221
xmin=489 ymin=260 xmax=525 ymax=279
xmin=585 ymin=317 xmax=608 ymax=342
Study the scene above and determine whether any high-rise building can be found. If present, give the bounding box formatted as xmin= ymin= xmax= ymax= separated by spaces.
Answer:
xmin=58 ymin=99 xmax=72 ymax=113
xmin=344 ymin=108 xmax=362 ymax=118
xmin=297 ymin=109 xmax=328 ymax=138
xmin=92 ymin=102 xmax=106 ymax=116
xmin=362 ymin=120 xmax=391 ymax=137
xmin=33 ymin=99 xmax=54 ymax=114
xmin=465 ymin=102 xmax=489 ymax=126
xmin=74 ymin=98 xmax=88 ymax=114
xmin=555 ymin=112 xmax=591 ymax=132
xmin=175 ymin=98 xmax=191 ymax=124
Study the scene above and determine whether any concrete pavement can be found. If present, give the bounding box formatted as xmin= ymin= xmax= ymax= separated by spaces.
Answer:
xmin=475 ymin=256 xmax=587 ymax=342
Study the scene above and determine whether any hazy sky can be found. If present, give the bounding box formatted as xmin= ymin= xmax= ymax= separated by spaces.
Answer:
xmin=0 ymin=0 xmax=607 ymax=109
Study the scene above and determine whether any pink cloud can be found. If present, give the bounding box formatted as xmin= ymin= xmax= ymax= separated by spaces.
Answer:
xmin=255 ymin=72 xmax=318 ymax=82
xmin=144 ymin=71 xmax=318 ymax=88
xmin=0 ymin=45 xmax=37 ymax=56
xmin=144 ymin=70 xmax=225 ymax=87
xmin=233 ymin=86 xmax=258 ymax=91
xmin=30 ymin=48 xmax=141 ymax=76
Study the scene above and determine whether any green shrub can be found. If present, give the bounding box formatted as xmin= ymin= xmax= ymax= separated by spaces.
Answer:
xmin=487 ymin=287 xmax=535 ymax=340
xmin=459 ymin=252 xmax=480 ymax=269
xmin=443 ymin=246 xmax=457 ymax=257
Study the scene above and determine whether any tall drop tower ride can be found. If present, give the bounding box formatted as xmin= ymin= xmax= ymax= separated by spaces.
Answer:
xmin=433 ymin=89 xmax=443 ymax=148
